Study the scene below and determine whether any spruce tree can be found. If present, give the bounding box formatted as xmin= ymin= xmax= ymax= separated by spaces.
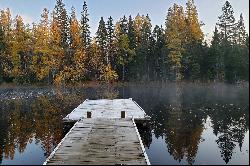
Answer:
xmin=53 ymin=0 xmax=70 ymax=84
xmin=50 ymin=11 xmax=64 ymax=84
xmin=0 ymin=9 xmax=12 ymax=82
xmin=165 ymin=4 xmax=185 ymax=81
xmin=0 ymin=24 xmax=5 ymax=82
xmin=69 ymin=7 xmax=81 ymax=52
xmin=141 ymin=14 xmax=153 ymax=81
xmin=235 ymin=14 xmax=248 ymax=45
xmin=185 ymin=0 xmax=204 ymax=42
xmin=68 ymin=7 xmax=86 ymax=82
xmin=152 ymin=25 xmax=167 ymax=80
xmin=11 ymin=16 xmax=32 ymax=83
xmin=54 ymin=0 xmax=69 ymax=49
xmin=183 ymin=0 xmax=204 ymax=80
xmin=217 ymin=1 xmax=236 ymax=43
xmin=120 ymin=15 xmax=128 ymax=35
xmin=81 ymin=1 xmax=91 ymax=49
xmin=31 ymin=8 xmax=51 ymax=82
xmin=208 ymin=27 xmax=224 ymax=80
xmin=134 ymin=14 xmax=143 ymax=44
xmin=88 ymin=39 xmax=102 ymax=80
xmin=127 ymin=15 xmax=136 ymax=49
xmin=106 ymin=16 xmax=115 ymax=65
xmin=96 ymin=17 xmax=108 ymax=64
xmin=115 ymin=19 xmax=135 ymax=81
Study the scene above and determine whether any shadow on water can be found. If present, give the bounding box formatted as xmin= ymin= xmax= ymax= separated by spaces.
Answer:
xmin=0 ymin=83 xmax=249 ymax=165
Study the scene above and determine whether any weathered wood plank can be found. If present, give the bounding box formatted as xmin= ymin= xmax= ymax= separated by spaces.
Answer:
xmin=44 ymin=118 xmax=150 ymax=165
xmin=63 ymin=98 xmax=150 ymax=121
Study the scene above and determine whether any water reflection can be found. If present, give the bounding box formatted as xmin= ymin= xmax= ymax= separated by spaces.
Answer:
xmin=0 ymin=83 xmax=249 ymax=165
xmin=0 ymin=90 xmax=85 ymax=164
xmin=208 ymin=104 xmax=248 ymax=164
xmin=118 ymin=83 xmax=249 ymax=165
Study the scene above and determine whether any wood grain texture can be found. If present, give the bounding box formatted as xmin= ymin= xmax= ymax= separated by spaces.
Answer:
xmin=63 ymin=99 xmax=149 ymax=121
xmin=45 ymin=118 xmax=148 ymax=165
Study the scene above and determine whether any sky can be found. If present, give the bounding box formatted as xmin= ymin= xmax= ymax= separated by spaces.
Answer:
xmin=0 ymin=0 xmax=249 ymax=42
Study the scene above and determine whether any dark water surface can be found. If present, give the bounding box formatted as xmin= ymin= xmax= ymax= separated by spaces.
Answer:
xmin=0 ymin=83 xmax=249 ymax=165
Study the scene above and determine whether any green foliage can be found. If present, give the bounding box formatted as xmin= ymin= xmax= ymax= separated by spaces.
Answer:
xmin=100 ymin=64 xmax=118 ymax=83
xmin=80 ymin=1 xmax=91 ymax=49
xmin=96 ymin=17 xmax=108 ymax=65
xmin=54 ymin=0 xmax=69 ymax=49
xmin=165 ymin=4 xmax=185 ymax=81
xmin=127 ymin=15 xmax=136 ymax=49
xmin=0 ymin=24 xmax=5 ymax=82
xmin=217 ymin=1 xmax=236 ymax=43
xmin=0 ymin=0 xmax=248 ymax=85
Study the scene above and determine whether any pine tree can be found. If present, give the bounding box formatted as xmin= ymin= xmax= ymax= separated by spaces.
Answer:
xmin=182 ymin=0 xmax=204 ymax=80
xmin=96 ymin=17 xmax=108 ymax=65
xmin=114 ymin=19 xmax=135 ymax=81
xmin=95 ymin=17 xmax=117 ymax=82
xmin=0 ymin=23 xmax=5 ymax=82
xmin=127 ymin=15 xmax=136 ymax=49
xmin=217 ymin=1 xmax=236 ymax=44
xmin=243 ymin=36 xmax=249 ymax=80
xmin=134 ymin=14 xmax=143 ymax=45
xmin=106 ymin=16 xmax=115 ymax=65
xmin=117 ymin=34 xmax=134 ymax=81
xmin=165 ymin=4 xmax=185 ymax=81
xmin=235 ymin=14 xmax=248 ymax=46
xmin=10 ymin=15 xmax=33 ymax=83
xmin=230 ymin=14 xmax=249 ymax=81
xmin=152 ymin=25 xmax=167 ymax=80
xmin=140 ymin=14 xmax=153 ymax=81
xmin=54 ymin=0 xmax=69 ymax=49
xmin=11 ymin=16 xmax=26 ymax=82
xmin=0 ymin=8 xmax=12 ymax=81
xmin=69 ymin=7 xmax=86 ymax=82
xmin=53 ymin=0 xmax=69 ymax=83
xmin=0 ymin=0 xmax=248 ymax=84
xmin=31 ymin=8 xmax=51 ymax=82
xmin=80 ymin=1 xmax=91 ymax=49
xmin=185 ymin=0 xmax=204 ymax=42
xmin=88 ymin=39 xmax=103 ymax=80
xmin=120 ymin=15 xmax=128 ymax=35
xmin=207 ymin=27 xmax=224 ymax=80
xmin=216 ymin=1 xmax=248 ymax=82
xmin=50 ymin=11 xmax=64 ymax=84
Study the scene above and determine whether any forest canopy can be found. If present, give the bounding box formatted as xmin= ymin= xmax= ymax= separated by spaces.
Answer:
xmin=0 ymin=0 xmax=248 ymax=85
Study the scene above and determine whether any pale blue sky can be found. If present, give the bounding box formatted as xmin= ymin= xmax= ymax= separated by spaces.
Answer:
xmin=0 ymin=0 xmax=249 ymax=42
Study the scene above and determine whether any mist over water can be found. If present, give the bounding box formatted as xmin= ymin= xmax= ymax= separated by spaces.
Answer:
xmin=0 ymin=83 xmax=249 ymax=165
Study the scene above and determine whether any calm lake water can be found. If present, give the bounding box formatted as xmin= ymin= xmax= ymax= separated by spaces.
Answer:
xmin=0 ymin=83 xmax=249 ymax=165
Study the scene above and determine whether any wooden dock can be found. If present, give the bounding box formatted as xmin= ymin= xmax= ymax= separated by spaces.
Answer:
xmin=63 ymin=98 xmax=150 ymax=122
xmin=44 ymin=99 xmax=150 ymax=165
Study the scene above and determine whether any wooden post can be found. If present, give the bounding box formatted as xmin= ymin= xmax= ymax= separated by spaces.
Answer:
xmin=87 ymin=111 xmax=91 ymax=118
xmin=121 ymin=111 xmax=126 ymax=118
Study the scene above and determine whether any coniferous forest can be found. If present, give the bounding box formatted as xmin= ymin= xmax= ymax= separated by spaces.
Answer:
xmin=0 ymin=0 xmax=249 ymax=85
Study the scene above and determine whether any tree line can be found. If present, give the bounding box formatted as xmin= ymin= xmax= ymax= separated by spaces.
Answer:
xmin=0 ymin=0 xmax=248 ymax=85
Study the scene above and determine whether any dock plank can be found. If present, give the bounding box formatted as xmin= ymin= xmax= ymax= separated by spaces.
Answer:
xmin=63 ymin=99 xmax=149 ymax=121
xmin=44 ymin=118 xmax=149 ymax=165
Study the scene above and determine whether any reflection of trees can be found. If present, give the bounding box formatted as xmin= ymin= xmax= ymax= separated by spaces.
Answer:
xmin=164 ymin=108 xmax=205 ymax=165
xmin=137 ymin=124 xmax=152 ymax=148
xmin=0 ymin=91 xmax=84 ymax=161
xmin=0 ymin=102 xmax=9 ymax=164
xmin=31 ymin=96 xmax=64 ymax=157
xmin=208 ymin=104 xmax=249 ymax=164
xmin=139 ymin=84 xmax=206 ymax=164
xmin=0 ymin=84 xmax=248 ymax=164
xmin=150 ymin=106 xmax=205 ymax=166
xmin=123 ymin=83 xmax=248 ymax=165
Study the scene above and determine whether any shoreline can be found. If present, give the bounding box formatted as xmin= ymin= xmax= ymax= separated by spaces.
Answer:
xmin=0 ymin=80 xmax=249 ymax=89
